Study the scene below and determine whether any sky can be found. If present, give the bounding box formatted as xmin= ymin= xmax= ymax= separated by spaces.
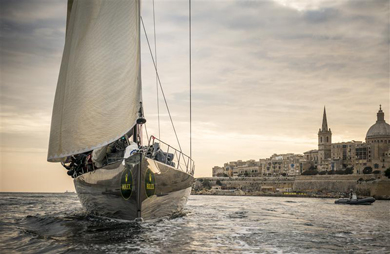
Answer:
xmin=0 ymin=0 xmax=389 ymax=192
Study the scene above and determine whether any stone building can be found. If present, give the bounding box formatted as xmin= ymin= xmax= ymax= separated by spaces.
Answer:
xmin=304 ymin=105 xmax=390 ymax=174
xmin=318 ymin=107 xmax=332 ymax=169
xmin=212 ymin=160 xmax=260 ymax=177
xmin=212 ymin=166 xmax=224 ymax=177
xmin=303 ymin=107 xmax=332 ymax=171
xmin=260 ymin=153 xmax=304 ymax=176
xmin=330 ymin=141 xmax=363 ymax=171
xmin=355 ymin=143 xmax=369 ymax=174
xmin=223 ymin=161 xmax=243 ymax=176
xmin=363 ymin=106 xmax=390 ymax=173
xmin=342 ymin=106 xmax=390 ymax=174
xmin=303 ymin=150 xmax=318 ymax=167
xmin=232 ymin=160 xmax=260 ymax=177
xmin=233 ymin=165 xmax=260 ymax=177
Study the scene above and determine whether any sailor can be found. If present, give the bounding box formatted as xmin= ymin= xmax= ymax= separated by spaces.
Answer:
xmin=124 ymin=140 xmax=139 ymax=159
xmin=349 ymin=189 xmax=353 ymax=199
xmin=92 ymin=145 xmax=108 ymax=168
xmin=106 ymin=141 xmax=117 ymax=154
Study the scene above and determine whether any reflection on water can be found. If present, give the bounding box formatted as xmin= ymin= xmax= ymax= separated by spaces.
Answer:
xmin=0 ymin=193 xmax=389 ymax=253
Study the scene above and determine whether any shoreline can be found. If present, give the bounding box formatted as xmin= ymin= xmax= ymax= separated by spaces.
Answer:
xmin=191 ymin=192 xmax=390 ymax=200
xmin=193 ymin=175 xmax=390 ymax=200
xmin=192 ymin=192 xmax=338 ymax=199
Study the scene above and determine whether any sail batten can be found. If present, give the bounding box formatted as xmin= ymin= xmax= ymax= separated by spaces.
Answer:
xmin=48 ymin=0 xmax=141 ymax=162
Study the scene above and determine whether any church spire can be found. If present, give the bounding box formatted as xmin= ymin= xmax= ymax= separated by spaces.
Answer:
xmin=322 ymin=106 xmax=328 ymax=131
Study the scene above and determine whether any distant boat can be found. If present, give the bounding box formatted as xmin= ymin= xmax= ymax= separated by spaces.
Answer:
xmin=335 ymin=192 xmax=375 ymax=205
xmin=48 ymin=0 xmax=194 ymax=220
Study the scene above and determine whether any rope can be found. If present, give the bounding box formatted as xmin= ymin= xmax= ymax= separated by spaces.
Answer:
xmin=189 ymin=0 xmax=192 ymax=159
xmin=144 ymin=124 xmax=149 ymax=144
xmin=140 ymin=16 xmax=183 ymax=152
xmin=152 ymin=0 xmax=160 ymax=139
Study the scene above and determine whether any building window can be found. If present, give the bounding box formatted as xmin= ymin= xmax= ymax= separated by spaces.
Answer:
xmin=374 ymin=164 xmax=379 ymax=169
xmin=326 ymin=137 xmax=329 ymax=142
xmin=320 ymin=137 xmax=322 ymax=143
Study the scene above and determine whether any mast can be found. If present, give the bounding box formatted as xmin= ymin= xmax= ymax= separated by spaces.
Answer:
xmin=136 ymin=0 xmax=142 ymax=220
xmin=153 ymin=0 xmax=160 ymax=140
xmin=134 ymin=0 xmax=144 ymax=147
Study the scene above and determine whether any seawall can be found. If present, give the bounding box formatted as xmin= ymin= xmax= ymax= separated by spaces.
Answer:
xmin=194 ymin=175 xmax=390 ymax=199
xmin=293 ymin=175 xmax=390 ymax=199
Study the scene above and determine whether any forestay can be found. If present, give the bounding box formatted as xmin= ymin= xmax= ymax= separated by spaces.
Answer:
xmin=48 ymin=0 xmax=141 ymax=162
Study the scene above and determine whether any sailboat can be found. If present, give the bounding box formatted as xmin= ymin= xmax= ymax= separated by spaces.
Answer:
xmin=47 ymin=0 xmax=194 ymax=220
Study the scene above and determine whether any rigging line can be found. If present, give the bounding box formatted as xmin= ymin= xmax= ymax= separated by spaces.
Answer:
xmin=152 ymin=0 xmax=160 ymax=139
xmin=144 ymin=124 xmax=149 ymax=144
xmin=140 ymin=106 xmax=149 ymax=143
xmin=140 ymin=16 xmax=183 ymax=152
xmin=189 ymin=0 xmax=192 ymax=159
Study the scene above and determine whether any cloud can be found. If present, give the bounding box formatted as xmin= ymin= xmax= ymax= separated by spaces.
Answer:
xmin=273 ymin=0 xmax=349 ymax=11
xmin=139 ymin=0 xmax=389 ymax=174
xmin=0 ymin=0 xmax=66 ymax=24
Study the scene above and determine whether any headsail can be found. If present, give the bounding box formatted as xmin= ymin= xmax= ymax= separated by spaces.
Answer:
xmin=48 ymin=0 xmax=141 ymax=162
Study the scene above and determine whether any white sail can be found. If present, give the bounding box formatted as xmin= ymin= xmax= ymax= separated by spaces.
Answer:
xmin=48 ymin=0 xmax=141 ymax=162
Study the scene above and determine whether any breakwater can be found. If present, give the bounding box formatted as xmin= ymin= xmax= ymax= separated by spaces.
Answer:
xmin=193 ymin=175 xmax=390 ymax=200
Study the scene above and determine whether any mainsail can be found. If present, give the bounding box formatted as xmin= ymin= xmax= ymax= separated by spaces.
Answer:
xmin=48 ymin=0 xmax=141 ymax=162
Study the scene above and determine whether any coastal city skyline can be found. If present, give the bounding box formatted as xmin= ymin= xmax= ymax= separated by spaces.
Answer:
xmin=212 ymin=105 xmax=390 ymax=177
xmin=1 ymin=0 xmax=389 ymax=192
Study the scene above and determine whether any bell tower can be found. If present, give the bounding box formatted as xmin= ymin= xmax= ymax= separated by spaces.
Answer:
xmin=318 ymin=107 xmax=332 ymax=165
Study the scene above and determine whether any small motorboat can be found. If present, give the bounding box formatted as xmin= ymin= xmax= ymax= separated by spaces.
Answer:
xmin=335 ymin=197 xmax=375 ymax=205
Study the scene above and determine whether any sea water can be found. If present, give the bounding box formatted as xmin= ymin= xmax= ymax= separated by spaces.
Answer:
xmin=0 ymin=193 xmax=389 ymax=253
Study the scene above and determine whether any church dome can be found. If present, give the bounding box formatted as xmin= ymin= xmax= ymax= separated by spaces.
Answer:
xmin=366 ymin=106 xmax=390 ymax=139
xmin=366 ymin=122 xmax=390 ymax=138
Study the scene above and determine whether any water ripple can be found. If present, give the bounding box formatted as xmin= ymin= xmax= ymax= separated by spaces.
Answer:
xmin=0 ymin=193 xmax=389 ymax=253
